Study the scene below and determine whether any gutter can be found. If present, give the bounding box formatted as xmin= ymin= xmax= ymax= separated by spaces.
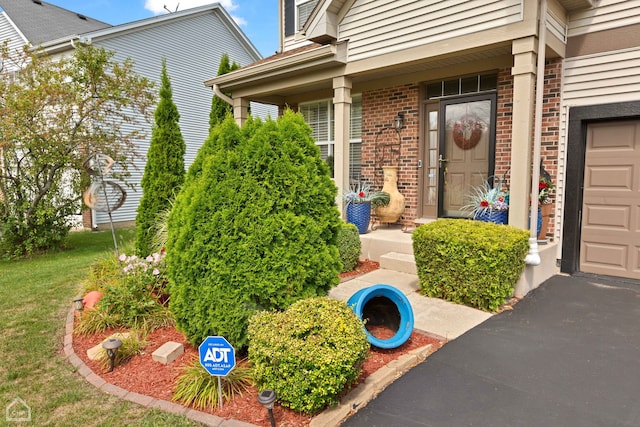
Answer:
xmin=212 ymin=84 xmax=233 ymax=106
xmin=524 ymin=0 xmax=547 ymax=266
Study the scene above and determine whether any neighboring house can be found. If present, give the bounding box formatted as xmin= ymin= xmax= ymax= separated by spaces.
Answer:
xmin=0 ymin=0 xmax=270 ymax=228
xmin=207 ymin=0 xmax=640 ymax=282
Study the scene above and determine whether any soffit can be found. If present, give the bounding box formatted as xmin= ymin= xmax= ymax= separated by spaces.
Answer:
xmin=557 ymin=0 xmax=596 ymax=11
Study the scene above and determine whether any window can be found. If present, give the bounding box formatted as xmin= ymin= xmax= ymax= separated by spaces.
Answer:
xmin=299 ymin=95 xmax=362 ymax=181
xmin=426 ymin=74 xmax=497 ymax=99
xmin=284 ymin=0 xmax=319 ymax=36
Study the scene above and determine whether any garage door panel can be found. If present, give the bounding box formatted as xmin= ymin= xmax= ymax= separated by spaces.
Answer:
xmin=581 ymin=120 xmax=640 ymax=279
xmin=585 ymin=166 xmax=633 ymax=190
xmin=581 ymin=241 xmax=627 ymax=269
xmin=589 ymin=122 xmax=636 ymax=150
xmin=582 ymin=204 xmax=630 ymax=229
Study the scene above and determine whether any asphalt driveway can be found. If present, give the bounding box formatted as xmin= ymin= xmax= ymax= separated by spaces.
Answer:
xmin=343 ymin=274 xmax=640 ymax=427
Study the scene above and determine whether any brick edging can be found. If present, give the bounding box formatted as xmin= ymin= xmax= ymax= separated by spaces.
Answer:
xmin=64 ymin=307 xmax=435 ymax=427
xmin=63 ymin=308 xmax=250 ymax=427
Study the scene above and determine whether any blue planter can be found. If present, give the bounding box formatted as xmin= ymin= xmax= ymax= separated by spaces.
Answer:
xmin=474 ymin=210 xmax=508 ymax=224
xmin=529 ymin=208 xmax=543 ymax=236
xmin=347 ymin=284 xmax=414 ymax=349
xmin=346 ymin=202 xmax=371 ymax=234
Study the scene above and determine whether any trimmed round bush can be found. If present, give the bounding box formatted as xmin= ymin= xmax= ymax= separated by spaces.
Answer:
xmin=248 ymin=297 xmax=370 ymax=414
xmin=413 ymin=219 xmax=529 ymax=311
xmin=337 ymin=222 xmax=361 ymax=273
xmin=166 ymin=112 xmax=342 ymax=349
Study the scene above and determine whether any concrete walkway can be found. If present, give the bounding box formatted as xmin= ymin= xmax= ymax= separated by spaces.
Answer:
xmin=342 ymin=274 xmax=640 ymax=427
xmin=330 ymin=269 xmax=493 ymax=340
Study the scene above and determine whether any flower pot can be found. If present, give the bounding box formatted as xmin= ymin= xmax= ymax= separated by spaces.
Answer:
xmin=474 ymin=210 xmax=508 ymax=224
xmin=346 ymin=202 xmax=371 ymax=234
xmin=538 ymin=203 xmax=552 ymax=240
xmin=374 ymin=166 xmax=405 ymax=223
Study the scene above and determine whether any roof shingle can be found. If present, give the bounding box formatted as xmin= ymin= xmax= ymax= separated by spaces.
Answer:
xmin=0 ymin=0 xmax=110 ymax=45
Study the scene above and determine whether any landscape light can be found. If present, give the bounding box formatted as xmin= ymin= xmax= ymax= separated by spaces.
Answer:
xmin=257 ymin=389 xmax=277 ymax=427
xmin=73 ymin=297 xmax=85 ymax=319
xmin=102 ymin=338 xmax=123 ymax=372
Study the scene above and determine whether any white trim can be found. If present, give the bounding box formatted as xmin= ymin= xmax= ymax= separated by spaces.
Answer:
xmin=1 ymin=10 xmax=28 ymax=44
xmin=39 ymin=4 xmax=261 ymax=61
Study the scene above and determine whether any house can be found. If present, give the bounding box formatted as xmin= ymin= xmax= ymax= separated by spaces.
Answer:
xmin=0 ymin=0 xmax=271 ymax=228
xmin=206 ymin=0 xmax=640 ymax=287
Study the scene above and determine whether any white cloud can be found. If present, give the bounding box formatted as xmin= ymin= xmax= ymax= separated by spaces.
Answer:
xmin=144 ymin=0 xmax=244 ymax=25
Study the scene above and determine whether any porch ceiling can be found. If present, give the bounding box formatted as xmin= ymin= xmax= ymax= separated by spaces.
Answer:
xmin=348 ymin=44 xmax=514 ymax=85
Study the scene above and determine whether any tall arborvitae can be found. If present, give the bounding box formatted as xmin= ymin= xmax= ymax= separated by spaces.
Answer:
xmin=209 ymin=53 xmax=241 ymax=131
xmin=136 ymin=58 xmax=185 ymax=256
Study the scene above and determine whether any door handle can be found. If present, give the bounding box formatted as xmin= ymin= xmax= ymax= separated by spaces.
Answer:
xmin=438 ymin=155 xmax=448 ymax=167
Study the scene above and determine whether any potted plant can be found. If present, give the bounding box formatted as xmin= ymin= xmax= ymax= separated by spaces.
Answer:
xmin=462 ymin=181 xmax=509 ymax=224
xmin=537 ymin=175 xmax=555 ymax=239
xmin=343 ymin=184 xmax=389 ymax=234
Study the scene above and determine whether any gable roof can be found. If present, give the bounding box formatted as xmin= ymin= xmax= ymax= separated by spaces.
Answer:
xmin=38 ymin=3 xmax=261 ymax=61
xmin=0 ymin=0 xmax=110 ymax=45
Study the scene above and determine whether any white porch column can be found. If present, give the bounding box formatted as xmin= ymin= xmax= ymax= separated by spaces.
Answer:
xmin=333 ymin=76 xmax=352 ymax=217
xmin=233 ymin=97 xmax=249 ymax=126
xmin=509 ymin=37 xmax=537 ymax=229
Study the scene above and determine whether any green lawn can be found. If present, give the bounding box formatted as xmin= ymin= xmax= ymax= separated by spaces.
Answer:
xmin=0 ymin=229 xmax=199 ymax=426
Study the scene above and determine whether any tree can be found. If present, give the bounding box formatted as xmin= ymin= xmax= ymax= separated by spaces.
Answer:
xmin=167 ymin=112 xmax=342 ymax=349
xmin=135 ymin=59 xmax=185 ymax=256
xmin=208 ymin=53 xmax=240 ymax=131
xmin=0 ymin=43 xmax=155 ymax=257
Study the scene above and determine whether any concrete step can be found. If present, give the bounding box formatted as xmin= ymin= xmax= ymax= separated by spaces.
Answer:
xmin=380 ymin=251 xmax=417 ymax=275
xmin=360 ymin=229 xmax=413 ymax=261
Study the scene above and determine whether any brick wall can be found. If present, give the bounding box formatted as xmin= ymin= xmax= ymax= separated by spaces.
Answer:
xmin=539 ymin=58 xmax=562 ymax=239
xmin=358 ymin=61 xmax=561 ymax=231
xmin=495 ymin=67 xmax=513 ymax=185
xmin=361 ymin=84 xmax=420 ymax=227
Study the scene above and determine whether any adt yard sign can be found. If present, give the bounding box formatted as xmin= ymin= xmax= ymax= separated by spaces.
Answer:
xmin=199 ymin=336 xmax=235 ymax=377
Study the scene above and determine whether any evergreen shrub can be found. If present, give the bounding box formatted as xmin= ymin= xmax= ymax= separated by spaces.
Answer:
xmin=135 ymin=59 xmax=185 ymax=256
xmin=248 ymin=297 xmax=369 ymax=414
xmin=338 ymin=222 xmax=360 ymax=273
xmin=166 ymin=111 xmax=342 ymax=349
xmin=413 ymin=219 xmax=529 ymax=311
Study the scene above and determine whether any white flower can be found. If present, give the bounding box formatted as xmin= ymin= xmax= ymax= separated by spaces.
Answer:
xmin=118 ymin=254 xmax=126 ymax=262
xmin=152 ymin=268 xmax=160 ymax=276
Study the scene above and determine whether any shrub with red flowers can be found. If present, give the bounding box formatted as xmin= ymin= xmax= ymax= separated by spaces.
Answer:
xmin=463 ymin=181 xmax=509 ymax=219
xmin=538 ymin=176 xmax=555 ymax=205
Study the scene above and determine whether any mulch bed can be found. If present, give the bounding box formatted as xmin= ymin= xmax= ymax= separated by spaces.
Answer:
xmin=71 ymin=260 xmax=446 ymax=426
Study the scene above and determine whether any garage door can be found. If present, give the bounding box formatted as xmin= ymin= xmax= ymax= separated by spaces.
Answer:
xmin=580 ymin=120 xmax=640 ymax=279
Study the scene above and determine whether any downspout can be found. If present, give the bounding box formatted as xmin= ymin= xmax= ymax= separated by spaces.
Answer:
xmin=524 ymin=0 xmax=547 ymax=266
xmin=212 ymin=84 xmax=233 ymax=106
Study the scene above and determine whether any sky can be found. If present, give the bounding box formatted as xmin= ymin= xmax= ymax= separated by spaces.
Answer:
xmin=44 ymin=0 xmax=280 ymax=57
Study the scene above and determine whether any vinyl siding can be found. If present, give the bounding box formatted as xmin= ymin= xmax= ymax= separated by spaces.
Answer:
xmin=92 ymin=11 xmax=261 ymax=225
xmin=563 ymin=48 xmax=640 ymax=106
xmin=340 ymin=0 xmax=523 ymax=62
xmin=557 ymin=47 xmax=640 ymax=251
xmin=568 ymin=0 xmax=640 ymax=37
xmin=0 ymin=12 xmax=27 ymax=71
xmin=547 ymin=9 xmax=567 ymax=43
